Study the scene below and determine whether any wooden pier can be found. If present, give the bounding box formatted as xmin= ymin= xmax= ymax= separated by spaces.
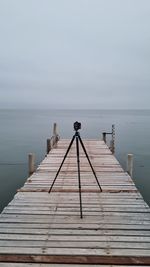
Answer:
xmin=0 ymin=128 xmax=150 ymax=266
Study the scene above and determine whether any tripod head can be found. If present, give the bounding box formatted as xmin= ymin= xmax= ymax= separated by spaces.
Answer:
xmin=74 ymin=121 xmax=81 ymax=132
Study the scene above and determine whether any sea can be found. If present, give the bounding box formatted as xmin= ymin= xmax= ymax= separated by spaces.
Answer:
xmin=0 ymin=109 xmax=150 ymax=212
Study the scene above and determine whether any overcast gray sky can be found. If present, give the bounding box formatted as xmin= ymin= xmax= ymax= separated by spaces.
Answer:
xmin=0 ymin=0 xmax=150 ymax=109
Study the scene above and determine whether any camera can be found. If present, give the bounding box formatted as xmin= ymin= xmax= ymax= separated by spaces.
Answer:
xmin=74 ymin=121 xmax=81 ymax=131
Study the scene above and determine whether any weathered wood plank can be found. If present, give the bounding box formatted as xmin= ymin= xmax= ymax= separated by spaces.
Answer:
xmin=1 ymin=240 xmax=150 ymax=249
xmin=0 ymin=265 xmax=149 ymax=267
xmin=1 ymin=233 xmax=150 ymax=242
xmin=1 ymin=222 xmax=150 ymax=230
xmin=1 ymin=228 xmax=150 ymax=236
xmin=0 ymin=251 xmax=150 ymax=264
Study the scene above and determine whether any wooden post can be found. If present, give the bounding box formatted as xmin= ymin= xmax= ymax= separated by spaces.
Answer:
xmin=53 ymin=135 xmax=56 ymax=147
xmin=127 ymin=154 xmax=133 ymax=177
xmin=111 ymin=124 xmax=115 ymax=154
xmin=102 ymin=132 xmax=106 ymax=143
xmin=47 ymin=139 xmax=51 ymax=154
xmin=53 ymin=123 xmax=58 ymax=136
xmin=53 ymin=123 xmax=58 ymax=147
xmin=28 ymin=153 xmax=35 ymax=176
xmin=50 ymin=136 xmax=54 ymax=149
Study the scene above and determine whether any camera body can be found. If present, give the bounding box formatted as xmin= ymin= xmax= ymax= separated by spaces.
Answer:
xmin=74 ymin=121 xmax=81 ymax=131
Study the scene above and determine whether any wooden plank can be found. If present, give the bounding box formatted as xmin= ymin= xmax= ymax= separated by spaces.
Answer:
xmin=14 ymin=192 xmax=142 ymax=198
xmin=0 ymin=246 xmax=150 ymax=257
xmin=0 ymin=251 xmax=150 ymax=264
xmin=1 ymin=233 xmax=150 ymax=242
xmin=1 ymin=217 xmax=150 ymax=224
xmin=3 ymin=208 xmax=150 ymax=214
xmin=0 ymin=265 xmax=149 ymax=267
xmin=1 ymin=223 xmax=150 ymax=230
xmin=1 ymin=228 xmax=150 ymax=236
xmin=1 ymin=240 xmax=150 ymax=250
xmin=2 ymin=211 xmax=150 ymax=219
xmin=5 ymin=206 xmax=149 ymax=211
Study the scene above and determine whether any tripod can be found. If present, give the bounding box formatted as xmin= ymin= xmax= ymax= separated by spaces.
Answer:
xmin=48 ymin=122 xmax=102 ymax=218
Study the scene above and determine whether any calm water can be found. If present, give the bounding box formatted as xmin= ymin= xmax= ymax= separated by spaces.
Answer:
xmin=0 ymin=109 xmax=150 ymax=212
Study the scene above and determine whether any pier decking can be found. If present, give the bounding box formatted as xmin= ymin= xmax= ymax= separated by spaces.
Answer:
xmin=0 ymin=137 xmax=150 ymax=266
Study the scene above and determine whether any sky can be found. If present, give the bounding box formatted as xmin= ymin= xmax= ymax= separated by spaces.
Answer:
xmin=0 ymin=0 xmax=150 ymax=109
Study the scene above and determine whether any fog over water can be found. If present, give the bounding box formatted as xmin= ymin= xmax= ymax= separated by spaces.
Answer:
xmin=0 ymin=0 xmax=150 ymax=109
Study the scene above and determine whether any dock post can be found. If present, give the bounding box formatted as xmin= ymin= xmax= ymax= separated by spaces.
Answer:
xmin=50 ymin=136 xmax=54 ymax=149
xmin=28 ymin=153 xmax=35 ymax=176
xmin=127 ymin=154 xmax=133 ymax=177
xmin=47 ymin=138 xmax=51 ymax=154
xmin=110 ymin=124 xmax=115 ymax=154
xmin=102 ymin=132 xmax=106 ymax=143
xmin=53 ymin=122 xmax=58 ymax=147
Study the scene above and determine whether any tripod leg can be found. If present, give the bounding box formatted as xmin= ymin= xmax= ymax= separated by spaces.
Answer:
xmin=78 ymin=135 xmax=102 ymax=192
xmin=48 ymin=134 xmax=75 ymax=193
xmin=76 ymin=136 xmax=83 ymax=218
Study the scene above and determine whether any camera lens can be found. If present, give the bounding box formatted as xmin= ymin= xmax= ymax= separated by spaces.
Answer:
xmin=74 ymin=121 xmax=81 ymax=131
